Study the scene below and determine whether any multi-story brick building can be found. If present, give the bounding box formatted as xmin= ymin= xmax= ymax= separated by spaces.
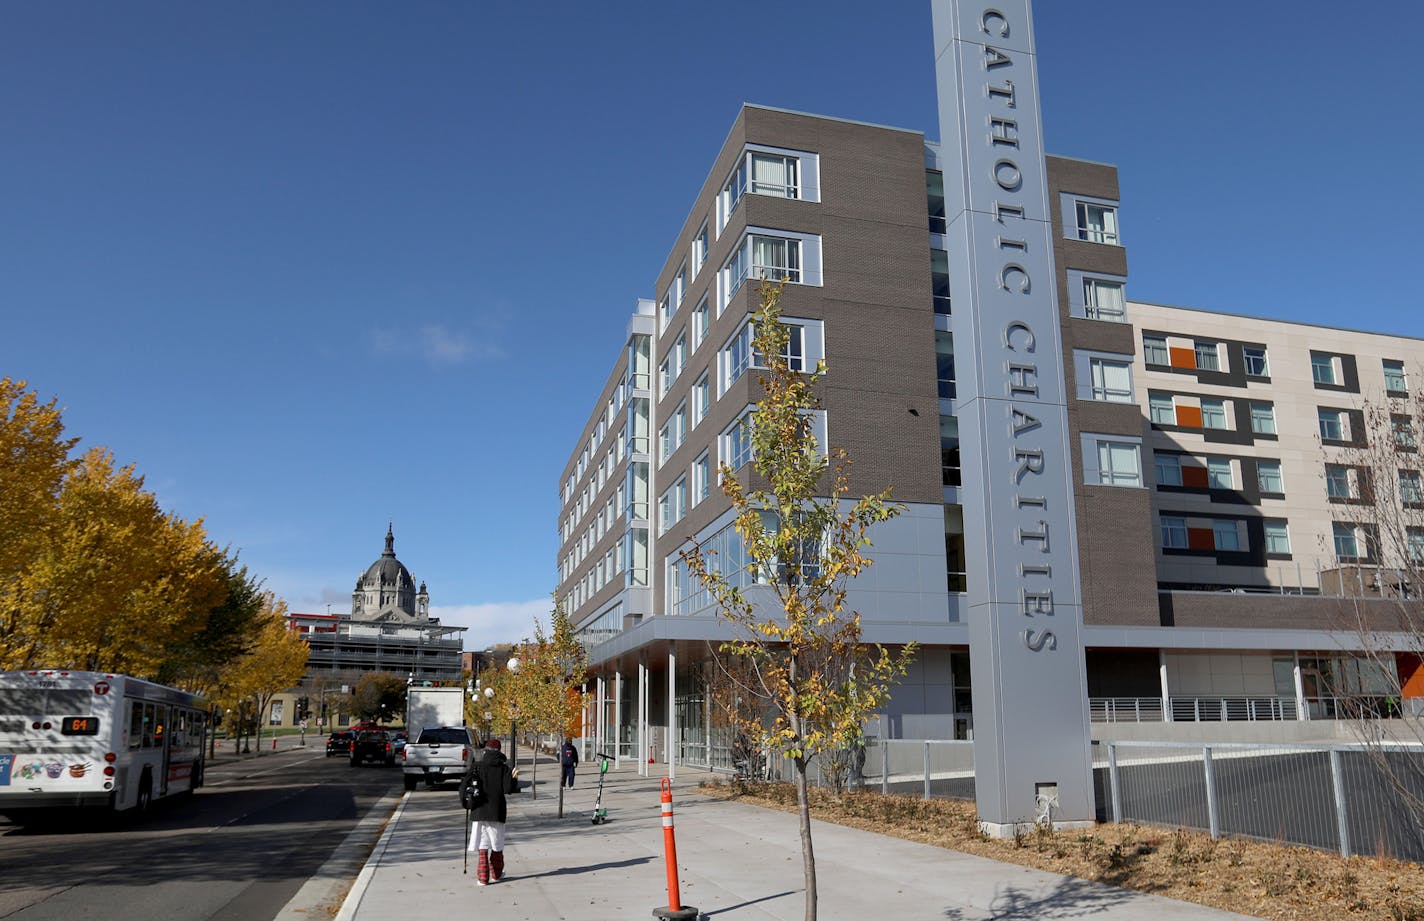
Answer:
xmin=555 ymin=107 xmax=1418 ymax=770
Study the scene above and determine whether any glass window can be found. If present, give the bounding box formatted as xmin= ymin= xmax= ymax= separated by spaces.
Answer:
xmin=692 ymin=223 xmax=709 ymax=277
xmin=1213 ymin=520 xmax=1241 ymax=551
xmin=658 ymin=424 xmax=672 ymax=464
xmin=1250 ymin=402 xmax=1276 ymax=435
xmin=1393 ymin=414 xmax=1416 ymax=450
xmin=693 ymin=374 xmax=710 ymax=427
xmin=693 ymin=454 xmax=711 ymax=504
xmin=1097 ymin=441 xmax=1141 ymax=487
xmin=1206 ymin=457 xmax=1233 ymax=489
xmin=750 ymin=235 xmax=801 ymax=283
xmin=722 ymin=245 xmax=748 ymax=303
xmin=1319 ymin=408 xmax=1346 ymax=441
xmin=1083 ymin=278 xmax=1125 ymax=322
xmin=658 ymin=358 xmax=671 ymax=397
xmin=1161 ymin=516 xmax=1188 ymax=549
xmin=1401 ymin=470 xmax=1423 ymax=504
xmin=750 ymin=152 xmax=798 ymax=198
xmin=1201 ymin=399 xmax=1228 ymax=429
xmin=1143 ymin=335 xmax=1169 ymax=366
xmin=1089 ymin=358 xmax=1133 ymax=402
xmin=1149 ymin=392 xmax=1175 ymax=425
xmin=692 ymin=298 xmax=709 ymax=349
xmin=1385 ymin=359 xmax=1408 ymax=394
xmin=926 ymin=171 xmax=947 ymax=235
xmin=931 ymin=249 xmax=951 ymax=315
xmin=1243 ymin=346 xmax=1269 ymax=376
xmin=1311 ymin=353 xmax=1338 ymax=385
xmin=726 ymin=412 xmax=754 ymax=470
xmin=1264 ymin=520 xmax=1291 ymax=554
xmin=1257 ymin=460 xmax=1283 ymax=494
xmin=1155 ymin=454 xmax=1183 ymax=487
xmin=936 ymin=331 xmax=956 ymax=400
xmin=726 ymin=323 xmax=753 ymax=388
xmin=672 ymin=332 xmax=687 ymax=380
xmin=940 ymin=415 xmax=961 ymax=487
xmin=1194 ymin=341 xmax=1220 ymax=371
xmin=779 ymin=324 xmax=805 ymax=372
xmin=1333 ymin=522 xmax=1360 ymax=559
xmin=1325 ymin=464 xmax=1350 ymax=499
xmin=721 ymin=158 xmax=748 ymax=219
xmin=1409 ymin=527 xmax=1424 ymax=563
xmin=1075 ymin=201 xmax=1120 ymax=244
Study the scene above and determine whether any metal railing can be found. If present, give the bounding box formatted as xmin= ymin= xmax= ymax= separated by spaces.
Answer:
xmin=1089 ymin=696 xmax=1301 ymax=723
xmin=1098 ymin=739 xmax=1424 ymax=861
xmin=1090 ymin=697 xmax=1165 ymax=722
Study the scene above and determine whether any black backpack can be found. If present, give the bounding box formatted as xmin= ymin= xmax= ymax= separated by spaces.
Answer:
xmin=459 ymin=769 xmax=485 ymax=810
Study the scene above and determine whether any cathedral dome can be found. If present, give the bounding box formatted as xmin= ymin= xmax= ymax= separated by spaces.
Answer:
xmin=352 ymin=524 xmax=421 ymax=621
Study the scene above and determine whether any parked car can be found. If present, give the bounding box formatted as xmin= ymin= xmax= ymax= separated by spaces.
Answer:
xmin=391 ymin=730 xmax=408 ymax=759
xmin=325 ymin=731 xmax=355 ymax=757
xmin=350 ymin=729 xmax=395 ymax=766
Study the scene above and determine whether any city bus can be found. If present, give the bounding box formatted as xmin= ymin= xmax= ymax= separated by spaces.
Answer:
xmin=0 ymin=669 xmax=208 ymax=822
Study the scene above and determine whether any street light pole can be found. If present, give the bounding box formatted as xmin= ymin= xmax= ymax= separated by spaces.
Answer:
xmin=507 ymin=656 xmax=521 ymax=774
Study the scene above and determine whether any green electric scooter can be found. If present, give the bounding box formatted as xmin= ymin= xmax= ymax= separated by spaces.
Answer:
xmin=590 ymin=755 xmax=610 ymax=824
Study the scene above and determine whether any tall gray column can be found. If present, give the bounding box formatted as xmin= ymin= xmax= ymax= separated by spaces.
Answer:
xmin=614 ymin=668 xmax=624 ymax=765
xmin=933 ymin=0 xmax=1094 ymax=834
xmin=667 ymin=641 xmax=677 ymax=779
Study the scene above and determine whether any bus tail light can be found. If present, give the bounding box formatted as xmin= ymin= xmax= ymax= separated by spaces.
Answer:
xmin=103 ymin=766 xmax=115 ymax=776
xmin=104 ymin=752 xmax=117 ymax=763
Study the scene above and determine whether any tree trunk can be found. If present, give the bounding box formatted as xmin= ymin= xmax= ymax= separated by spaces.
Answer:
xmin=253 ymin=695 xmax=263 ymax=754
xmin=557 ymin=733 xmax=566 ymax=818
xmin=795 ymin=756 xmax=817 ymax=921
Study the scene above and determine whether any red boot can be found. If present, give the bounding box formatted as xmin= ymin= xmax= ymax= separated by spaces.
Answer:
xmin=490 ymin=850 xmax=505 ymax=882
xmin=476 ymin=849 xmax=490 ymax=886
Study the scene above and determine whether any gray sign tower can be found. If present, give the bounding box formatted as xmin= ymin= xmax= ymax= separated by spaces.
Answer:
xmin=931 ymin=0 xmax=1095 ymax=834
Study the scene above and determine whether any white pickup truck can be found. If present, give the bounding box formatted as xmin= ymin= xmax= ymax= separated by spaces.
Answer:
xmin=401 ymin=725 xmax=473 ymax=791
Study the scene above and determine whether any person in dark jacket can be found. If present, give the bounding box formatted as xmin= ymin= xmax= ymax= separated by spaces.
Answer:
xmin=462 ymin=738 xmax=519 ymax=886
xmin=559 ymin=740 xmax=579 ymax=788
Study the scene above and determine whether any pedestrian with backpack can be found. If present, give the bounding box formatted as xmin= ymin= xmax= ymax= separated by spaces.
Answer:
xmin=460 ymin=738 xmax=519 ymax=886
xmin=559 ymin=739 xmax=579 ymax=788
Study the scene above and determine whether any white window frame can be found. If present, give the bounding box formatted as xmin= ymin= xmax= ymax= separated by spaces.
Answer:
xmin=1081 ymin=433 xmax=1142 ymax=488
xmin=1200 ymin=398 xmax=1229 ymax=430
xmin=1333 ymin=522 xmax=1361 ymax=559
xmin=1062 ymin=193 xmax=1121 ymax=245
xmin=1161 ymin=516 xmax=1188 ymax=549
xmin=1066 ymin=270 xmax=1127 ymax=323
xmin=1193 ymin=341 xmax=1221 ymax=372
xmin=1212 ymin=519 xmax=1243 ymax=552
xmin=1311 ymin=352 xmax=1340 ymax=386
xmin=723 ymin=408 xmax=755 ymax=471
xmin=1264 ymin=520 xmax=1291 ymax=554
xmin=1206 ymin=457 xmax=1233 ymax=489
xmin=692 ymin=372 xmax=711 ymax=428
xmin=718 ymin=228 xmax=823 ymax=310
xmin=1319 ymin=408 xmax=1347 ymax=442
xmin=692 ymin=222 xmax=709 ymax=277
xmin=1154 ymin=454 xmax=1183 ymax=487
xmin=693 ymin=452 xmax=711 ymax=505
xmin=716 ymin=145 xmax=821 ymax=232
xmin=1084 ymin=354 xmax=1134 ymax=403
xmin=1148 ymin=392 xmax=1176 ymax=425
xmin=1243 ymin=346 xmax=1270 ymax=377
xmin=1401 ymin=470 xmax=1423 ymax=504
xmin=1385 ymin=359 xmax=1409 ymax=394
xmin=1143 ymin=334 xmax=1169 ymax=366
xmin=1257 ymin=460 xmax=1283 ymax=494
xmin=1250 ymin=402 xmax=1276 ymax=435
xmin=692 ymin=297 xmax=709 ymax=351
xmin=1324 ymin=464 xmax=1353 ymax=500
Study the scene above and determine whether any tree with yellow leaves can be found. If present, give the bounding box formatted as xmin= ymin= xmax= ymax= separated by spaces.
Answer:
xmin=213 ymin=592 xmax=308 ymax=755
xmin=680 ymin=280 xmax=916 ymax=921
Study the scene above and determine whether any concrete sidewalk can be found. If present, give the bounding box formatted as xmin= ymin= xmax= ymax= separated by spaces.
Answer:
xmin=337 ymin=750 xmax=1259 ymax=921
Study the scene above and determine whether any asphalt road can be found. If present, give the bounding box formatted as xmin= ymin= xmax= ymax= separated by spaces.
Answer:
xmin=0 ymin=744 xmax=404 ymax=921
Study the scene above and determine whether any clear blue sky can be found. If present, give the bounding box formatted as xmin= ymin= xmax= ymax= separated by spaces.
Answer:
xmin=4 ymin=2 xmax=1420 ymax=650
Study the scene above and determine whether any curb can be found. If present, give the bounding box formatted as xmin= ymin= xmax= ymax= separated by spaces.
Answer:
xmin=272 ymin=789 xmax=403 ymax=921
xmin=331 ymin=790 xmax=410 ymax=921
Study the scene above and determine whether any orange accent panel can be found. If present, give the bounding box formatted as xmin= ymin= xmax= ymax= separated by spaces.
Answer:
xmin=1169 ymin=347 xmax=1196 ymax=369
xmin=1182 ymin=466 xmax=1209 ymax=489
xmin=1398 ymin=654 xmax=1424 ymax=699
xmin=1175 ymin=405 xmax=1203 ymax=428
xmin=1187 ymin=528 xmax=1216 ymax=551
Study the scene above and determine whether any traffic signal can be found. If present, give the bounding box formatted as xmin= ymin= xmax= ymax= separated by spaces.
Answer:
xmin=298 ymin=696 xmax=310 ymax=719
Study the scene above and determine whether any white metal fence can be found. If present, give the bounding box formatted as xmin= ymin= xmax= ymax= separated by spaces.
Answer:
xmin=1097 ymin=740 xmax=1424 ymax=861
